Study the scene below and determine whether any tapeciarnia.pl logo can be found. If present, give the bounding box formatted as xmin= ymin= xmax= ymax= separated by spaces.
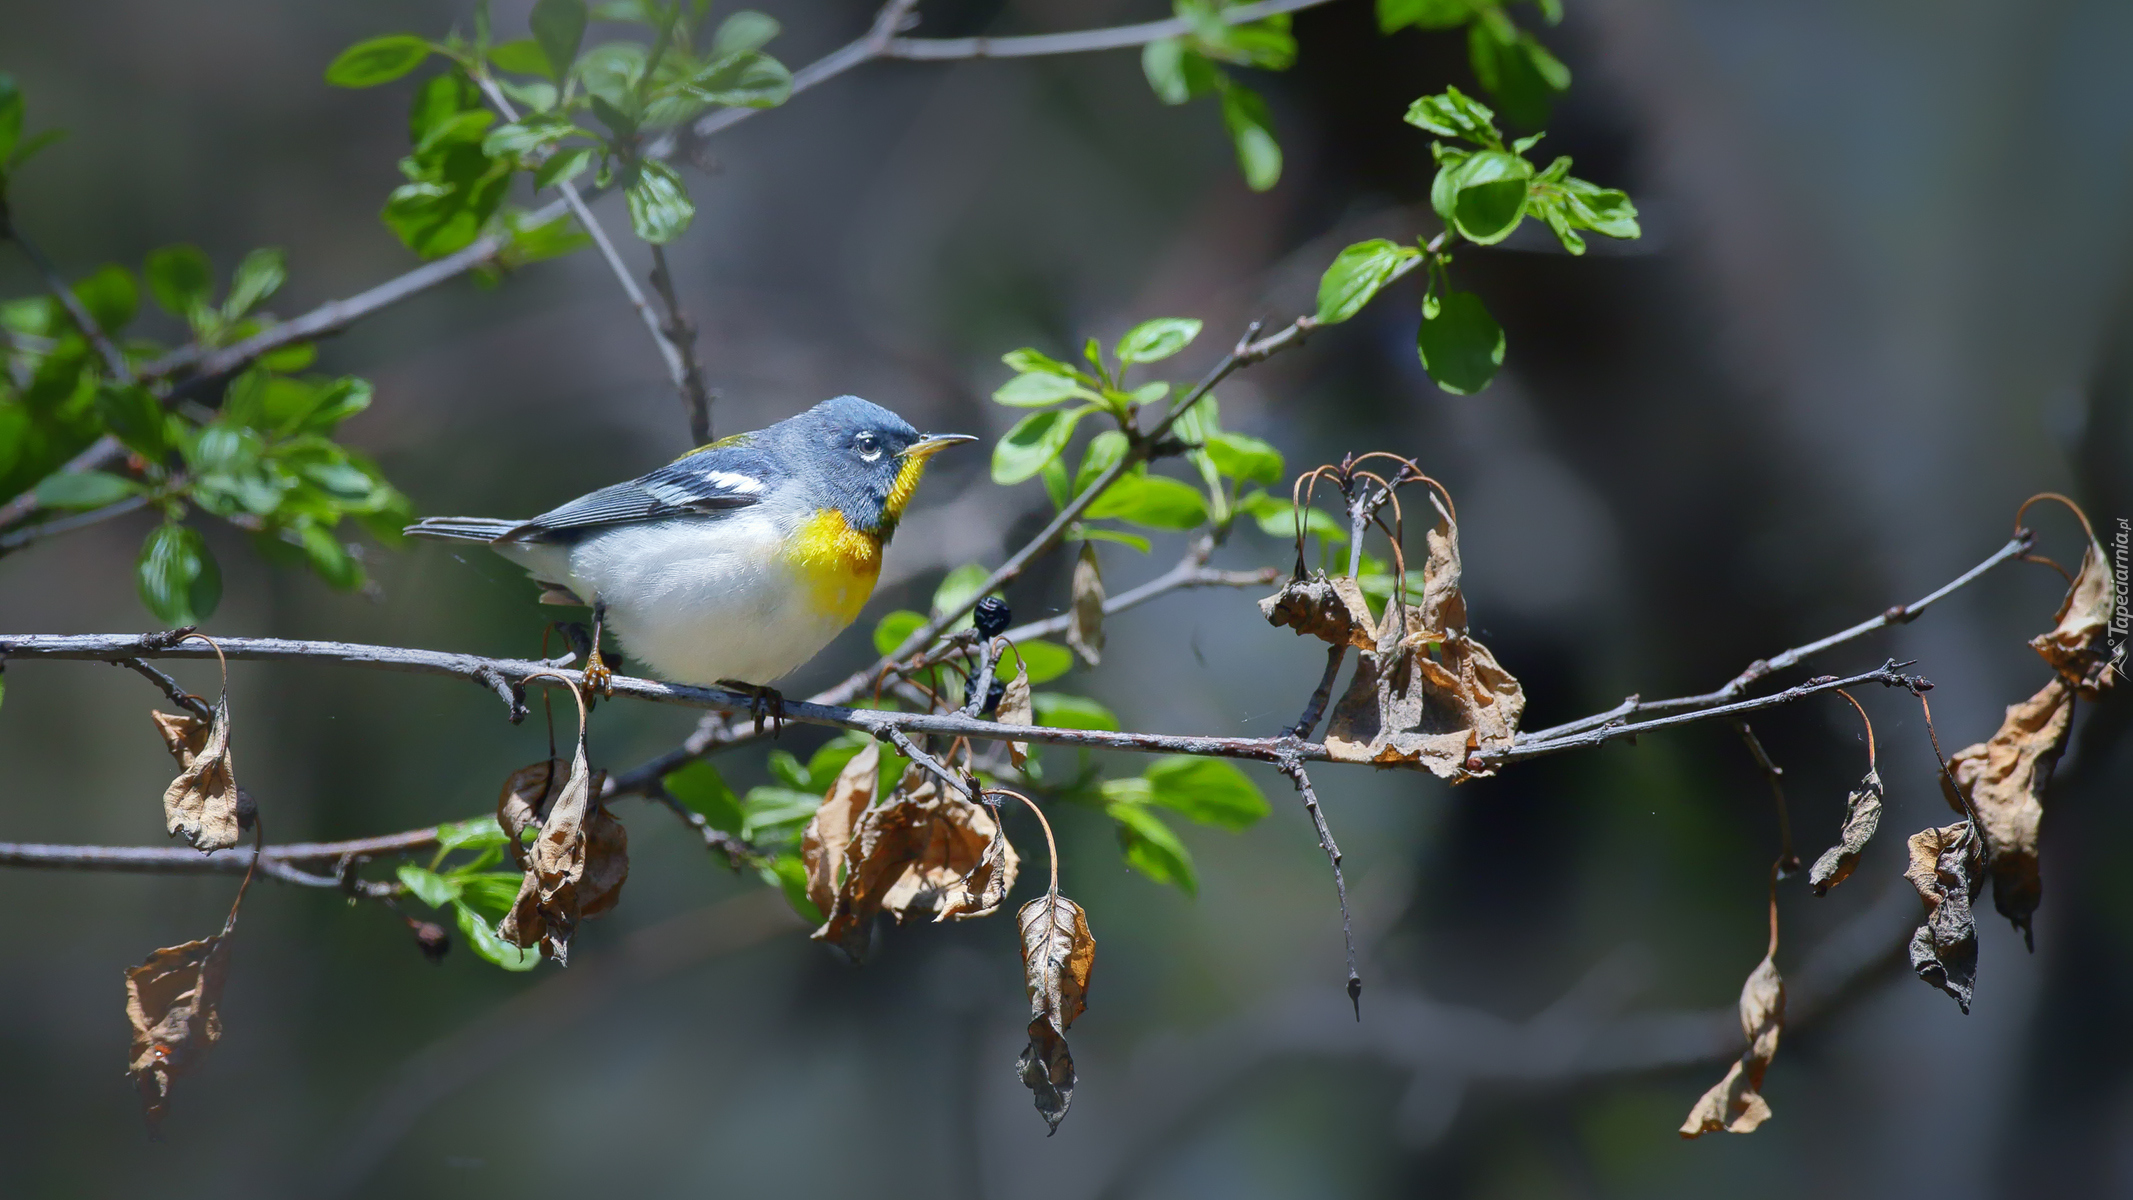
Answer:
xmin=2111 ymin=517 xmax=2129 ymax=681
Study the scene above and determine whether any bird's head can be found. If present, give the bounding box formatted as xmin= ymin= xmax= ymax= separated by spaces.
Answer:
xmin=786 ymin=395 xmax=974 ymax=540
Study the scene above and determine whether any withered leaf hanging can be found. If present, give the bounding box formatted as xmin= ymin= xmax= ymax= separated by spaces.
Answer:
xmin=1259 ymin=571 xmax=1377 ymax=651
xmin=152 ymin=698 xmax=245 ymax=853
xmin=1808 ymin=768 xmax=1883 ymax=896
xmin=1067 ymin=541 xmax=1105 ymax=667
xmin=1904 ymin=822 xmax=1980 ymax=1012
xmin=997 ymin=662 xmax=1034 ymax=769
xmin=495 ymin=745 xmax=620 ymax=965
xmin=1680 ymin=951 xmax=1784 ymax=1137
xmin=1016 ymin=887 xmax=1095 ymax=1134
xmin=802 ymin=742 xmax=880 ymax=916
xmin=1322 ymin=514 xmax=1524 ymax=779
xmin=937 ymin=817 xmax=1016 ymax=922
xmin=126 ymin=933 xmax=232 ymax=1134
xmin=2030 ymin=540 xmax=2116 ymax=696
xmin=812 ymin=766 xmax=1018 ymax=959
xmin=1939 ymin=678 xmax=2072 ymax=944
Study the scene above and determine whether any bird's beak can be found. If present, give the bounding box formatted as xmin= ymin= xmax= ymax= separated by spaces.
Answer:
xmin=903 ymin=433 xmax=979 ymax=459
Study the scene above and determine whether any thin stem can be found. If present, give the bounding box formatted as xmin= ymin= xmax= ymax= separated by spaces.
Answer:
xmin=988 ymin=787 xmax=1058 ymax=894
xmin=1289 ymin=643 xmax=1347 ymax=739
xmin=3 ymin=226 xmax=134 ymax=383
xmin=647 ymin=243 xmax=714 ymax=445
xmin=1278 ymin=752 xmax=1359 ymax=1017
xmin=1833 ymin=687 xmax=1876 ymax=772
xmin=0 ymin=492 xmax=149 ymax=554
xmin=1733 ymin=721 xmax=1797 ymax=877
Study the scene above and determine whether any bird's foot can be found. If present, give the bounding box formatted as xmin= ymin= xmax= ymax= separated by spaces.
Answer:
xmin=718 ymin=680 xmax=786 ymax=736
xmin=582 ymin=644 xmax=616 ymax=699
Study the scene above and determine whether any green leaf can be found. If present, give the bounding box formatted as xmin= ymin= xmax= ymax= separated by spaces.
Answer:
xmin=1032 ymin=693 xmax=1118 ymax=732
xmin=626 ymin=159 xmax=694 ymax=244
xmin=715 ymin=10 xmax=782 ymax=55
xmin=805 ymin=731 xmax=875 ymax=795
xmin=533 ymin=145 xmax=595 ymax=190
xmin=873 ymin=609 xmax=928 ymax=655
xmin=1072 ymin=430 xmax=1131 ymax=497
xmin=1403 ymin=86 xmax=1500 ymax=145
xmin=1416 ymin=290 xmax=1504 ymax=395
xmin=1315 ymin=238 xmax=1421 ymax=325
xmin=1115 ymin=317 xmax=1202 ymax=366
xmin=397 ymin=863 xmax=461 ymax=907
xmin=992 ymin=406 xmax=1089 ymax=486
xmin=683 ymin=52 xmax=792 ymax=108
xmin=1219 ymin=85 xmax=1282 ymax=192
xmin=72 ymin=265 xmax=137 ymax=335
xmin=488 ymin=39 xmax=552 ymax=76
xmin=95 ymin=385 xmax=172 ymax=461
xmin=144 ymin=245 xmax=213 ymax=319
xmin=1378 ymin=0 xmax=1476 ymax=32
xmin=757 ymin=852 xmax=822 ymax=925
xmin=1076 ymin=526 xmax=1152 ymax=553
xmin=300 ymin=522 xmax=364 ymax=590
xmin=1106 ymin=801 xmax=1196 ymax=895
xmin=1204 ymin=431 xmax=1283 ymax=485
xmin=1237 ymin=490 xmax=1349 ymax=544
xmin=33 ymin=469 xmax=137 ymax=510
xmin=453 ymin=901 xmax=540 ymax=970
xmin=1001 ymin=347 xmax=1090 ymax=382
xmin=434 ymin=817 xmax=509 ymax=853
xmin=1083 ymin=472 xmax=1208 ymax=530
xmin=1467 ymin=19 xmax=1569 ymax=129
xmin=1438 ymin=149 xmax=1531 ymax=244
xmin=482 ymin=115 xmax=574 ymax=158
xmin=222 ymin=248 xmax=286 ymax=320
xmin=530 ymin=0 xmax=589 ymax=80
xmin=664 ymin=759 xmax=743 ymax=833
xmin=998 ymin=639 xmax=1073 ymax=685
xmin=741 ymin=786 xmax=820 ymax=845
xmin=927 ymin=568 xmax=989 ymax=628
xmin=993 ymin=371 xmax=1092 ymax=408
xmin=326 ymin=36 xmax=434 ymax=87
xmin=1141 ymin=38 xmax=1193 ymax=105
xmin=137 ymin=522 xmax=221 ymax=626
xmin=1142 ymin=756 xmax=1268 ymax=830
xmin=766 ymin=749 xmax=810 ymax=791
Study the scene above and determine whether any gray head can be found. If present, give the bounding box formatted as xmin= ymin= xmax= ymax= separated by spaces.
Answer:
xmin=769 ymin=396 xmax=974 ymax=538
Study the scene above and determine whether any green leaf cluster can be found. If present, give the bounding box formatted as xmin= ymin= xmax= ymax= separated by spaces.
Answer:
xmin=1097 ymin=756 xmax=1269 ymax=895
xmin=1141 ymin=1 xmax=1296 ymax=191
xmin=395 ymin=819 xmax=540 ymax=971
xmin=1376 ymin=0 xmax=1567 ymax=128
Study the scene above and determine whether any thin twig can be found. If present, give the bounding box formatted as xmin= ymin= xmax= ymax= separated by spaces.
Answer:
xmin=1515 ymin=533 xmax=2032 ymax=745
xmin=1733 ymin=721 xmax=1798 ymax=877
xmin=646 ymin=243 xmax=714 ymax=445
xmin=1289 ymin=643 xmax=1347 ymax=739
xmin=0 ymin=492 xmax=150 ymax=554
xmin=2 ymin=225 xmax=134 ymax=382
xmin=1278 ymin=750 xmax=1360 ymax=1018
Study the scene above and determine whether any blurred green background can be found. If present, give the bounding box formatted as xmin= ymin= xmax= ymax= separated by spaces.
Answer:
xmin=2 ymin=0 xmax=2130 ymax=1197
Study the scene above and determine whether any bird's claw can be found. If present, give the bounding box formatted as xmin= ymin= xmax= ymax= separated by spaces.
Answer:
xmin=719 ymin=680 xmax=786 ymax=736
xmin=582 ymin=645 xmax=615 ymax=699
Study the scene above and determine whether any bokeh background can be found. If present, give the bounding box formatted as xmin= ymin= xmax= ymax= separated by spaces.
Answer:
xmin=2 ymin=0 xmax=2130 ymax=1196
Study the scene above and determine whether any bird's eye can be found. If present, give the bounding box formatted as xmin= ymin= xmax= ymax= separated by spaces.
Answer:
xmin=855 ymin=433 xmax=883 ymax=462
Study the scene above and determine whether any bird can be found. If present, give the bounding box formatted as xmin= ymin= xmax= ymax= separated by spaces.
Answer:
xmin=405 ymin=396 xmax=975 ymax=692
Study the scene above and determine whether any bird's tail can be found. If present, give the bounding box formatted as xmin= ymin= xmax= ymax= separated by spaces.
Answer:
xmin=403 ymin=516 xmax=525 ymax=543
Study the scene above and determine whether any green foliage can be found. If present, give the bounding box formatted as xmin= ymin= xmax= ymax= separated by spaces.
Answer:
xmin=136 ymin=521 xmax=220 ymax=625
xmin=325 ymin=36 xmax=436 ymax=87
xmin=1032 ymin=693 xmax=1119 ymax=732
xmin=1141 ymin=1 xmax=1296 ymax=191
xmin=1105 ymin=798 xmax=1197 ymax=894
xmin=624 ymin=159 xmax=694 ymax=243
xmin=1315 ymin=239 xmax=1424 ymax=325
xmin=1416 ymin=289 xmax=1505 ymax=394
xmin=663 ymin=759 xmax=742 ymax=832
xmin=384 ymin=71 xmax=512 ymax=259
xmin=1377 ymin=0 xmax=1567 ymax=128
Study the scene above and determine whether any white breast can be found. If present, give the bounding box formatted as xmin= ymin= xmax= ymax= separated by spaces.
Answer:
xmin=494 ymin=512 xmax=850 ymax=686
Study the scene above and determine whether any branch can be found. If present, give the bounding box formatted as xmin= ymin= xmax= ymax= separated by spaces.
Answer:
xmin=0 ymin=827 xmax=442 ymax=889
xmin=646 ymin=243 xmax=714 ymax=445
xmin=2 ymin=224 xmax=135 ymax=383
xmin=0 ymin=492 xmax=150 ymax=553
xmin=1514 ymin=532 xmax=2033 ymax=746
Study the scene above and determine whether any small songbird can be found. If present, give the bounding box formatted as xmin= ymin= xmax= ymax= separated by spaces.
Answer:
xmin=405 ymin=396 xmax=975 ymax=688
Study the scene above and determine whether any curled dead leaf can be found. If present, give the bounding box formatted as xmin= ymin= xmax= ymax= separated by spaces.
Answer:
xmin=1067 ymin=541 xmax=1105 ymax=667
xmin=997 ymin=663 xmax=1033 ymax=769
xmin=1259 ymin=572 xmax=1377 ymax=651
xmin=1322 ymin=517 xmax=1522 ymax=778
xmin=1904 ymin=822 xmax=1980 ymax=1013
xmin=803 ymin=742 xmax=880 ymax=916
xmin=1938 ymin=678 xmax=2071 ymax=945
xmin=1680 ymin=952 xmax=1784 ymax=1137
xmin=153 ymin=698 xmax=245 ymax=853
xmin=1808 ymin=768 xmax=1883 ymax=896
xmin=495 ymin=751 xmax=619 ymax=965
xmin=938 ymin=818 xmax=1016 ymax=922
xmin=126 ymin=933 xmax=232 ymax=1134
xmin=2030 ymin=541 xmax=2116 ymax=696
xmin=1016 ymin=887 xmax=1095 ymax=1134
xmin=812 ymin=766 xmax=1019 ymax=959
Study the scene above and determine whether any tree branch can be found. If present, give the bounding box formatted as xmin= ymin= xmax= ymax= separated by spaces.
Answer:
xmin=646 ymin=243 xmax=714 ymax=445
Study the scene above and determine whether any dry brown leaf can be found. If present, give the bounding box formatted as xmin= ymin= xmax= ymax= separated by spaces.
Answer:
xmin=495 ymin=751 xmax=617 ymax=965
xmin=1939 ymin=678 xmax=2072 ymax=945
xmin=1808 ymin=768 xmax=1883 ymax=896
xmin=154 ymin=698 xmax=244 ymax=852
xmin=1905 ymin=822 xmax=1979 ymax=1013
xmin=802 ymin=742 xmax=880 ymax=916
xmin=1323 ymin=515 xmax=1524 ymax=779
xmin=1680 ymin=953 xmax=1784 ymax=1137
xmin=2030 ymin=541 xmax=2116 ymax=696
xmin=1259 ymin=572 xmax=1378 ymax=650
xmin=997 ymin=663 xmax=1033 ymax=769
xmin=126 ymin=933 xmax=232 ymax=1133
xmin=1067 ymin=541 xmax=1105 ymax=667
xmin=812 ymin=767 xmax=1018 ymax=958
xmin=1017 ymin=887 xmax=1095 ymax=1134
xmin=938 ymin=818 xmax=1017 ymax=922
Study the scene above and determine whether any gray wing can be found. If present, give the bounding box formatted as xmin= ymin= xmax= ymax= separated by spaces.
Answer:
xmin=518 ymin=459 xmax=767 ymax=538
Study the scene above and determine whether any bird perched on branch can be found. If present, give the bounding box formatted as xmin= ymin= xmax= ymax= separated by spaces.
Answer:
xmin=406 ymin=396 xmax=975 ymax=691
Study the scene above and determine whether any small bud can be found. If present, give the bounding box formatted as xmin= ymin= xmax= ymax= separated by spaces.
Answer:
xmin=409 ymin=919 xmax=450 ymax=964
xmin=974 ymin=596 xmax=1012 ymax=639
